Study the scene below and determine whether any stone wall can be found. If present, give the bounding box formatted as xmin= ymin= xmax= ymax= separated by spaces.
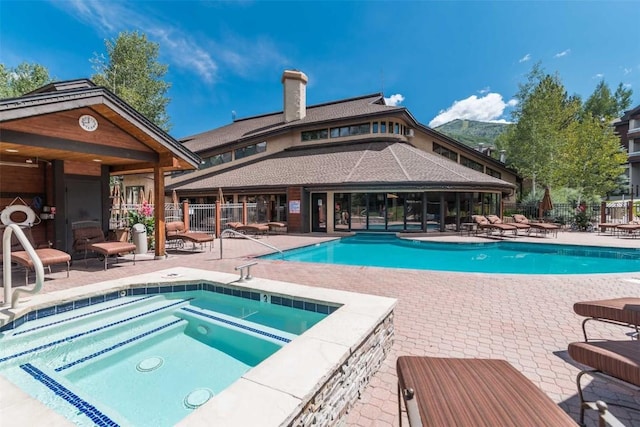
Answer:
xmin=290 ymin=311 xmax=395 ymax=426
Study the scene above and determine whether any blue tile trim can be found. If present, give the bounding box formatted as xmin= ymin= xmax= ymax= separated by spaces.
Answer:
xmin=55 ymin=319 xmax=183 ymax=372
xmin=1 ymin=282 xmax=339 ymax=333
xmin=20 ymin=363 xmax=119 ymax=427
xmin=12 ymin=296 xmax=155 ymax=337
xmin=0 ymin=299 xmax=192 ymax=365
xmin=181 ymin=307 xmax=291 ymax=344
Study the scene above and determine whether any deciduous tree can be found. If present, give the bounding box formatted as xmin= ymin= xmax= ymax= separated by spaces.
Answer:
xmin=0 ymin=62 xmax=52 ymax=98
xmin=91 ymin=31 xmax=171 ymax=131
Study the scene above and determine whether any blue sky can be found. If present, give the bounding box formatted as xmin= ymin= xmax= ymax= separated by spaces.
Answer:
xmin=1 ymin=1 xmax=639 ymax=138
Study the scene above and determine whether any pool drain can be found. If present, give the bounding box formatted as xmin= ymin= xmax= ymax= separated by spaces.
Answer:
xmin=184 ymin=388 xmax=214 ymax=409
xmin=136 ymin=356 xmax=164 ymax=372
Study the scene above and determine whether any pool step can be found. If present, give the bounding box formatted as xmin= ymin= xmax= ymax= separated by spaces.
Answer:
xmin=176 ymin=306 xmax=296 ymax=346
xmin=0 ymin=297 xmax=191 ymax=364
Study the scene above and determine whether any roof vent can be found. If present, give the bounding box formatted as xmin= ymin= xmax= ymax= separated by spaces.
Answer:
xmin=282 ymin=70 xmax=308 ymax=123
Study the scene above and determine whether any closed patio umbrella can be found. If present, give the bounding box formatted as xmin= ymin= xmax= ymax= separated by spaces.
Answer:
xmin=539 ymin=187 xmax=553 ymax=218
xmin=172 ymin=189 xmax=179 ymax=209
xmin=138 ymin=188 xmax=146 ymax=205
xmin=218 ymin=187 xmax=224 ymax=204
xmin=147 ymin=189 xmax=154 ymax=205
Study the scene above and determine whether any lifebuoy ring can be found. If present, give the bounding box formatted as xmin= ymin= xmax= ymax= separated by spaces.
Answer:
xmin=1 ymin=205 xmax=37 ymax=226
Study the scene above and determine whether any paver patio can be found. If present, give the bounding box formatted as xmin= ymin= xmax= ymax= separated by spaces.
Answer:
xmin=1 ymin=231 xmax=639 ymax=426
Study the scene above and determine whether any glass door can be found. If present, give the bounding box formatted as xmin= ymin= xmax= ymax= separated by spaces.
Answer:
xmin=311 ymin=193 xmax=327 ymax=232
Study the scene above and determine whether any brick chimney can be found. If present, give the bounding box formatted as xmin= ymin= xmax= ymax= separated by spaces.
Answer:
xmin=281 ymin=70 xmax=308 ymax=123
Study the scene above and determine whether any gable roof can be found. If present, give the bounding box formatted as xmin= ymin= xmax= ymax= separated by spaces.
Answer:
xmin=0 ymin=79 xmax=200 ymax=172
xmin=181 ymin=94 xmax=402 ymax=152
xmin=169 ymin=141 xmax=515 ymax=192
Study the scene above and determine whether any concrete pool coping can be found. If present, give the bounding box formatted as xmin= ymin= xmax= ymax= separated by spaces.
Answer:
xmin=0 ymin=267 xmax=397 ymax=426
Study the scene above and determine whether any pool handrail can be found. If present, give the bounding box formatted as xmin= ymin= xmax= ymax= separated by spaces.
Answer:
xmin=219 ymin=228 xmax=284 ymax=259
xmin=2 ymin=224 xmax=45 ymax=308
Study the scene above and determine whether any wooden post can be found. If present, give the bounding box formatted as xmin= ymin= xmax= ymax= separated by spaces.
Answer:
xmin=182 ymin=201 xmax=190 ymax=231
xmin=600 ymin=201 xmax=606 ymax=224
xmin=153 ymin=166 xmax=165 ymax=259
xmin=242 ymin=201 xmax=248 ymax=225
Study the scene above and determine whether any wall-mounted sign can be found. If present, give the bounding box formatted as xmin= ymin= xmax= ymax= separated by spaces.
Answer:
xmin=289 ymin=200 xmax=300 ymax=214
xmin=79 ymin=114 xmax=98 ymax=132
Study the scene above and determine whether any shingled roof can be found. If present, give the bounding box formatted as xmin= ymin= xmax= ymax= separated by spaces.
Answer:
xmin=181 ymin=94 xmax=403 ymax=152
xmin=169 ymin=141 xmax=515 ymax=192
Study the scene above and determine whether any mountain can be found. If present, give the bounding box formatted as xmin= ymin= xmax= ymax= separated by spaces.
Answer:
xmin=433 ymin=119 xmax=509 ymax=148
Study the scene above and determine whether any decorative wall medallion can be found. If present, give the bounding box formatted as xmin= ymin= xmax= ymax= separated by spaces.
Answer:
xmin=79 ymin=114 xmax=98 ymax=132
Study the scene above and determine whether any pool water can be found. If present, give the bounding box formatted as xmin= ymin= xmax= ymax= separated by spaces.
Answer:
xmin=262 ymin=234 xmax=640 ymax=274
xmin=0 ymin=290 xmax=326 ymax=426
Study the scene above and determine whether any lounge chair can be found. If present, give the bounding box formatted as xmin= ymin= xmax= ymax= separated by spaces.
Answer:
xmin=72 ymin=222 xmax=136 ymax=270
xmin=472 ymin=215 xmax=517 ymax=236
xmin=396 ymin=356 xmax=580 ymax=426
xmin=165 ymin=221 xmax=214 ymax=251
xmin=574 ymin=297 xmax=640 ymax=341
xmin=512 ymin=214 xmax=560 ymax=237
xmin=486 ymin=214 xmax=530 ymax=235
xmin=616 ymin=221 xmax=640 ymax=238
xmin=568 ymin=340 xmax=640 ymax=425
xmin=236 ymin=223 xmax=269 ymax=235
xmin=2 ymin=226 xmax=70 ymax=285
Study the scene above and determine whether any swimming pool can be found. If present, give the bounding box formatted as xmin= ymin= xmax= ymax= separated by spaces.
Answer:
xmin=0 ymin=268 xmax=396 ymax=426
xmin=261 ymin=234 xmax=640 ymax=274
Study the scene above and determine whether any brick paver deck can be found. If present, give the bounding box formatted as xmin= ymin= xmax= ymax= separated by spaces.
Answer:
xmin=2 ymin=231 xmax=639 ymax=426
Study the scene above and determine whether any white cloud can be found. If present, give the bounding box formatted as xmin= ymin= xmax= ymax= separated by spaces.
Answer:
xmin=54 ymin=1 xmax=286 ymax=84
xmin=623 ymin=67 xmax=632 ymax=75
xmin=478 ymin=87 xmax=490 ymax=94
xmin=554 ymin=49 xmax=571 ymax=58
xmin=385 ymin=94 xmax=405 ymax=106
xmin=429 ymin=93 xmax=516 ymax=127
xmin=593 ymin=73 xmax=604 ymax=79
xmin=519 ymin=53 xmax=531 ymax=63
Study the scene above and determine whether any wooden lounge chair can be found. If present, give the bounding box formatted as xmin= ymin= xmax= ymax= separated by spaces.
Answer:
xmin=236 ymin=223 xmax=269 ymax=235
xmin=165 ymin=221 xmax=214 ymax=251
xmin=72 ymin=222 xmax=136 ymax=270
xmin=512 ymin=214 xmax=560 ymax=237
xmin=396 ymin=356 xmax=580 ymax=426
xmin=574 ymin=297 xmax=640 ymax=341
xmin=2 ymin=226 xmax=70 ymax=285
xmin=568 ymin=340 xmax=640 ymax=425
xmin=472 ymin=215 xmax=517 ymax=236
xmin=616 ymin=221 xmax=640 ymax=238
xmin=486 ymin=214 xmax=530 ymax=235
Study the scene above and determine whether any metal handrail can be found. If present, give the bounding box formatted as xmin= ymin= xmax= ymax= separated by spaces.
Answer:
xmin=2 ymin=224 xmax=45 ymax=308
xmin=219 ymin=229 xmax=284 ymax=259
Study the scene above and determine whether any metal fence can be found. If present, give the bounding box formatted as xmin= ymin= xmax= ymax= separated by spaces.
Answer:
xmin=111 ymin=202 xmax=259 ymax=235
xmin=503 ymin=200 xmax=639 ymax=226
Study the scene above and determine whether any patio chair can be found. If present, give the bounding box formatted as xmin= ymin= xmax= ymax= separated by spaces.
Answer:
xmin=574 ymin=297 xmax=640 ymax=341
xmin=165 ymin=220 xmax=214 ymax=251
xmin=72 ymin=222 xmax=136 ymax=270
xmin=615 ymin=221 xmax=640 ymax=238
xmin=235 ymin=223 xmax=270 ymax=235
xmin=512 ymin=214 xmax=560 ymax=237
xmin=471 ymin=215 xmax=517 ymax=236
xmin=396 ymin=356 xmax=581 ymax=426
xmin=568 ymin=339 xmax=640 ymax=425
xmin=486 ymin=214 xmax=530 ymax=235
xmin=2 ymin=225 xmax=70 ymax=285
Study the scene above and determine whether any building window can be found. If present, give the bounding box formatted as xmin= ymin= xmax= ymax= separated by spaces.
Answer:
xmin=460 ymin=155 xmax=484 ymax=172
xmin=388 ymin=122 xmax=394 ymax=133
xmin=486 ymin=167 xmax=501 ymax=179
xmin=301 ymin=128 xmax=329 ymax=141
xmin=235 ymin=141 xmax=267 ymax=160
xmin=200 ymin=151 xmax=232 ymax=169
xmin=380 ymin=122 xmax=387 ymax=133
xmin=433 ymin=142 xmax=458 ymax=162
xmin=372 ymin=122 xmax=379 ymax=133
xmin=394 ymin=123 xmax=400 ymax=134
xmin=329 ymin=123 xmax=371 ymax=138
